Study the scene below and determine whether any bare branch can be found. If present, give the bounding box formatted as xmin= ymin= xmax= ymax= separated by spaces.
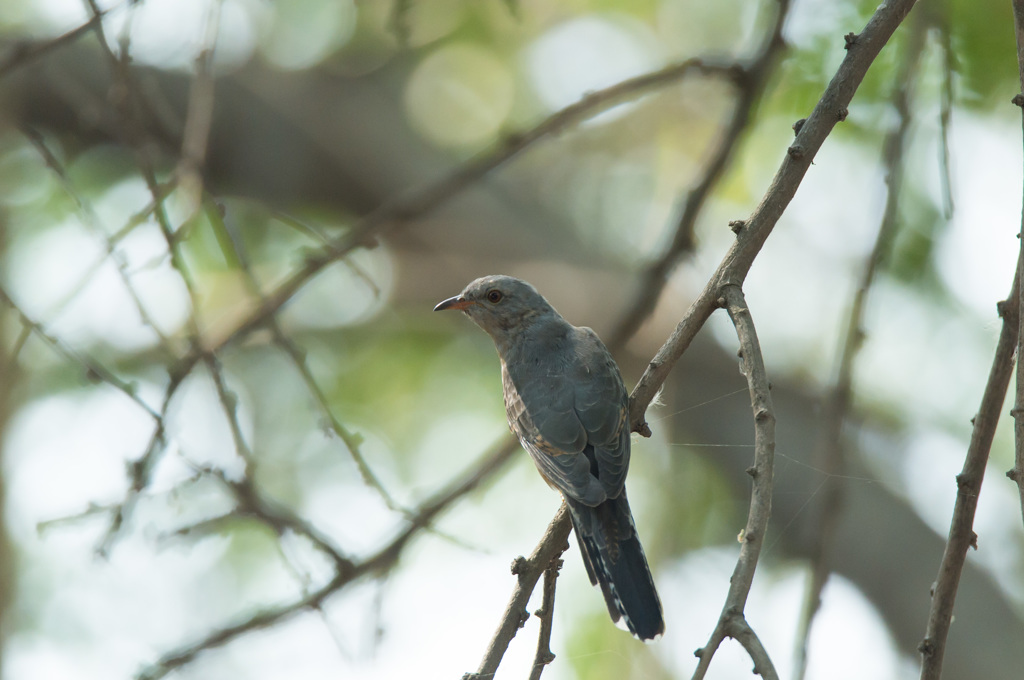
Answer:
xmin=628 ymin=0 xmax=921 ymax=436
xmin=137 ymin=438 xmax=521 ymax=680
xmin=792 ymin=14 xmax=927 ymax=678
xmin=19 ymin=125 xmax=176 ymax=353
xmin=691 ymin=285 xmax=777 ymax=680
xmin=203 ymin=199 xmax=405 ymax=512
xmin=98 ymin=369 xmax=183 ymax=555
xmin=527 ymin=557 xmax=562 ymax=680
xmin=0 ymin=286 xmax=160 ymax=421
xmin=203 ymin=55 xmax=740 ymax=355
xmin=918 ymin=267 xmax=1021 ymax=676
xmin=465 ymin=504 xmax=572 ymax=680
xmin=1009 ymin=0 xmax=1024 ymax=537
xmin=934 ymin=5 xmax=956 ymax=219
xmin=83 ymin=0 xmax=204 ymax=326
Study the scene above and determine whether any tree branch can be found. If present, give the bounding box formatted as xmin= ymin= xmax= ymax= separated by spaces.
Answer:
xmin=691 ymin=284 xmax=777 ymax=680
xmin=203 ymin=198 xmax=404 ymax=513
xmin=527 ymin=557 xmax=562 ymax=680
xmin=918 ymin=265 xmax=1021 ymax=677
xmin=464 ymin=504 xmax=571 ymax=680
xmin=1008 ymin=0 xmax=1024 ymax=533
xmin=202 ymin=55 xmax=741 ymax=356
xmin=628 ymin=0 xmax=921 ymax=436
xmin=137 ymin=437 xmax=521 ymax=680
xmin=0 ymin=286 xmax=161 ymax=420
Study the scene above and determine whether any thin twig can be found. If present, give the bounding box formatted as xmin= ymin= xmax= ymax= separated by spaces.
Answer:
xmin=199 ymin=353 xmax=352 ymax=567
xmin=527 ymin=557 xmax=562 ymax=680
xmin=137 ymin=437 xmax=521 ymax=680
xmin=1009 ymin=0 xmax=1024 ymax=536
xmin=202 ymin=55 xmax=739 ymax=355
xmin=204 ymin=199 xmax=404 ymax=512
xmin=628 ymin=0 xmax=921 ymax=436
xmin=691 ymin=285 xmax=777 ymax=680
xmin=791 ymin=14 xmax=927 ymax=679
xmin=0 ymin=286 xmax=160 ymax=420
xmin=84 ymin=0 xmax=204 ymax=325
xmin=918 ymin=269 xmax=1021 ymax=677
xmin=98 ymin=369 xmax=182 ymax=555
xmin=466 ymin=505 xmax=572 ymax=680
xmin=934 ymin=4 xmax=955 ymax=219
xmin=200 ymin=463 xmax=353 ymax=571
xmin=19 ymin=125 xmax=176 ymax=353
xmin=79 ymin=0 xmax=209 ymax=550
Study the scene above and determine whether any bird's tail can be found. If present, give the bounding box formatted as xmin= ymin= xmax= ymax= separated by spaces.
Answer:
xmin=566 ymin=491 xmax=664 ymax=640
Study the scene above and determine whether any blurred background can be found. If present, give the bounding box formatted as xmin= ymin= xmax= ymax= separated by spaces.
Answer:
xmin=0 ymin=0 xmax=1022 ymax=679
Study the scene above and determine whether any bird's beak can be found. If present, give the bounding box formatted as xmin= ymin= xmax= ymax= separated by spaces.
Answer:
xmin=434 ymin=295 xmax=474 ymax=312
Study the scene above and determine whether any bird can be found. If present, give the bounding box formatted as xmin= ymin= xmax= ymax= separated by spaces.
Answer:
xmin=434 ymin=275 xmax=664 ymax=640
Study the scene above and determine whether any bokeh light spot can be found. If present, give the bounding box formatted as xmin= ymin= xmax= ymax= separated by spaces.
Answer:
xmin=404 ymin=43 xmax=515 ymax=148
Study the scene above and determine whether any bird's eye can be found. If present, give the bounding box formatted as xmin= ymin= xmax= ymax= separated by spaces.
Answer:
xmin=486 ymin=289 xmax=503 ymax=304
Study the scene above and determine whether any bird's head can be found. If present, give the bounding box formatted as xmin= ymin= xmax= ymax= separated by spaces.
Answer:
xmin=434 ymin=275 xmax=556 ymax=341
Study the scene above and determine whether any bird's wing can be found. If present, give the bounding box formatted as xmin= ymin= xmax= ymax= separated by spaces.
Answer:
xmin=502 ymin=327 xmax=630 ymax=505
xmin=503 ymin=362 xmax=608 ymax=506
xmin=571 ymin=327 xmax=630 ymax=498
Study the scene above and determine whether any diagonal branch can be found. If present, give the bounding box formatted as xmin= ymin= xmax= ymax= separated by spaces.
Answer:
xmin=628 ymin=0 xmax=921 ymax=436
xmin=137 ymin=437 xmax=521 ymax=680
xmin=19 ymin=125 xmax=177 ymax=353
xmin=0 ymin=286 xmax=161 ymax=421
xmin=918 ymin=263 xmax=1021 ymax=678
xmin=202 ymin=55 xmax=741 ymax=356
xmin=466 ymin=505 xmax=572 ymax=680
xmin=203 ymin=199 xmax=404 ymax=513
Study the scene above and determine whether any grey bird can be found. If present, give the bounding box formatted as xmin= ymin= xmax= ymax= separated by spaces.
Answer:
xmin=435 ymin=275 xmax=664 ymax=640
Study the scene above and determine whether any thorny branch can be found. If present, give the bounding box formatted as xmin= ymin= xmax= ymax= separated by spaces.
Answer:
xmin=466 ymin=505 xmax=572 ymax=680
xmin=527 ymin=557 xmax=562 ymax=680
xmin=691 ymin=285 xmax=777 ymax=680
xmin=628 ymin=0 xmax=921 ymax=434
xmin=1009 ymin=0 xmax=1024 ymax=534
xmin=792 ymin=13 xmax=928 ymax=679
xmin=918 ymin=265 xmax=1021 ymax=679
